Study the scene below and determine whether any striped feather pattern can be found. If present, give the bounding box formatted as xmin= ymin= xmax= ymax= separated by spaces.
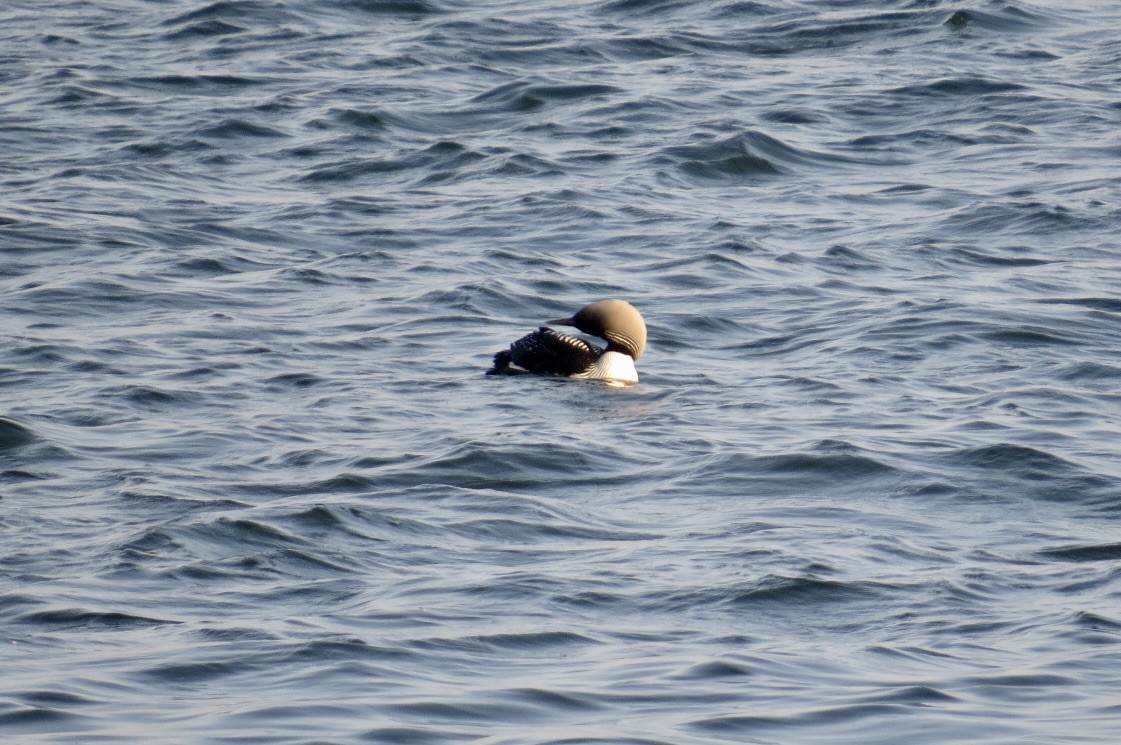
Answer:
xmin=506 ymin=327 xmax=602 ymax=376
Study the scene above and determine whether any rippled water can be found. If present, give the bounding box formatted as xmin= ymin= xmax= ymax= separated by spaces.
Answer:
xmin=4 ymin=1 xmax=1121 ymax=742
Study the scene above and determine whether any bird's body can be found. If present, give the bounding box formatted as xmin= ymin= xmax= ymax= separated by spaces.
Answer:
xmin=488 ymin=300 xmax=646 ymax=384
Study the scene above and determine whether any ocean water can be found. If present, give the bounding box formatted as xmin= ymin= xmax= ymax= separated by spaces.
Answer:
xmin=3 ymin=0 xmax=1121 ymax=742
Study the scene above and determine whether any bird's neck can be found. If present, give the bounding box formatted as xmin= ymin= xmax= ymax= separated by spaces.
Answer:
xmin=604 ymin=340 xmax=634 ymax=358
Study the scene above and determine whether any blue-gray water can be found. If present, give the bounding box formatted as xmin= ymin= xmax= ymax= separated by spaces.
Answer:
xmin=4 ymin=1 xmax=1121 ymax=742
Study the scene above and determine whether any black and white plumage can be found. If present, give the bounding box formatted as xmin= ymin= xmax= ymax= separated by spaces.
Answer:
xmin=487 ymin=299 xmax=647 ymax=384
xmin=494 ymin=327 xmax=603 ymax=376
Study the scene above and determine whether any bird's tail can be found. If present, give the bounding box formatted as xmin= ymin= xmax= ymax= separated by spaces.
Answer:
xmin=486 ymin=350 xmax=512 ymax=376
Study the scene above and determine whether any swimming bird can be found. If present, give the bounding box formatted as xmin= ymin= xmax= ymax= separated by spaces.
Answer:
xmin=487 ymin=299 xmax=647 ymax=384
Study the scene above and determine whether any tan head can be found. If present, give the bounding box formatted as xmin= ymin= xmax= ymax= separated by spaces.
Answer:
xmin=551 ymin=299 xmax=647 ymax=360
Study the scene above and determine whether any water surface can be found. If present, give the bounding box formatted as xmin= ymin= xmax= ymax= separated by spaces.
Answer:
xmin=3 ymin=1 xmax=1121 ymax=743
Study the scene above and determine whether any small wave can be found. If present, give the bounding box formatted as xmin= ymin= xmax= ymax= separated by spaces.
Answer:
xmin=761 ymin=108 xmax=825 ymax=124
xmin=0 ymin=707 xmax=93 ymax=731
xmin=1056 ymin=362 xmax=1121 ymax=382
xmin=193 ymin=118 xmax=286 ymax=139
xmin=754 ymin=451 xmax=896 ymax=479
xmin=263 ymin=372 xmax=326 ymax=388
xmin=939 ymin=200 xmax=1085 ymax=237
xmin=731 ymin=575 xmax=879 ymax=605
xmin=224 ymin=703 xmax=359 ymax=726
xmin=298 ymin=158 xmax=408 ymax=183
xmin=861 ymin=684 xmax=958 ymax=705
xmin=676 ymin=152 xmax=779 ymax=182
xmin=16 ymin=691 xmax=98 ymax=708
xmin=656 ymin=131 xmax=782 ymax=184
xmin=119 ymin=385 xmax=204 ymax=409
xmin=818 ymin=244 xmax=880 ymax=272
xmin=465 ymin=80 xmax=621 ymax=115
xmin=44 ymin=83 xmax=116 ymax=107
xmin=536 ymin=739 xmax=671 ymax=745
xmin=360 ymin=726 xmax=476 ymax=744
xmin=12 ymin=343 xmax=67 ymax=362
xmin=446 ymin=517 xmax=654 ymax=543
xmin=712 ymin=439 xmax=900 ymax=481
xmin=656 ymin=129 xmax=869 ymax=185
xmin=943 ymin=246 xmax=1052 ymax=268
xmin=118 ymin=527 xmax=182 ymax=556
xmin=674 ymin=659 xmax=753 ymax=679
xmin=163 ymin=19 xmax=245 ymax=40
xmin=284 ymin=635 xmax=414 ymax=662
xmin=385 ymin=699 xmax=534 ymax=724
xmin=939 ymin=443 xmax=1118 ymax=504
xmin=232 ymin=473 xmax=383 ymax=498
xmin=135 ymin=660 xmax=242 ymax=684
xmin=173 ymin=256 xmax=239 ymax=275
xmin=1072 ymin=611 xmax=1121 ymax=631
xmin=133 ymin=74 xmax=266 ymax=90
xmin=1 ymin=469 xmax=48 ymax=481
xmin=501 ymin=687 xmax=603 ymax=712
xmin=41 ymin=34 xmax=80 ymax=46
xmin=16 ymin=608 xmax=178 ymax=628
xmin=120 ymin=140 xmax=194 ymax=159
xmin=1038 ymin=297 xmax=1121 ymax=313
xmin=959 ymin=670 xmax=1075 ymax=690
xmin=944 ymin=7 xmax=1048 ymax=32
xmin=328 ymin=107 xmax=393 ymax=131
xmin=512 ymin=83 xmax=622 ymax=104
xmin=0 ymin=418 xmax=36 ymax=449
xmin=890 ymin=76 xmax=1027 ymax=97
xmin=299 ymin=141 xmax=486 ymax=184
xmin=598 ymin=0 xmax=693 ymax=16
xmin=689 ymin=703 xmax=908 ymax=733
xmin=749 ymin=9 xmax=932 ymax=54
xmin=19 ymin=271 xmax=236 ymax=315
xmin=946 ymin=443 xmax=1076 ymax=473
xmin=196 ymin=517 xmax=305 ymax=547
xmin=163 ymin=0 xmax=278 ymax=26
xmin=375 ymin=440 xmax=643 ymax=492
xmin=410 ymin=630 xmax=597 ymax=654
xmin=330 ymin=0 xmax=443 ymax=16
xmin=656 ymin=575 xmax=883 ymax=613
xmin=979 ymin=327 xmax=1078 ymax=346
xmin=596 ymin=35 xmax=695 ymax=61
xmin=1038 ymin=543 xmax=1121 ymax=562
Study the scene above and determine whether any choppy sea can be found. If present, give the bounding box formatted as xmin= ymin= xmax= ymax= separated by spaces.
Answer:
xmin=4 ymin=1 xmax=1121 ymax=743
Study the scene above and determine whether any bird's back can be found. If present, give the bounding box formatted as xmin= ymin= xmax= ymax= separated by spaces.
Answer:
xmin=490 ymin=327 xmax=602 ymax=376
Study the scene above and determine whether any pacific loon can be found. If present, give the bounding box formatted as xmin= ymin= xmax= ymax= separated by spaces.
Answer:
xmin=487 ymin=299 xmax=647 ymax=384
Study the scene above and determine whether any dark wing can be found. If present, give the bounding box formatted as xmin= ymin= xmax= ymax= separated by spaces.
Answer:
xmin=491 ymin=327 xmax=601 ymax=376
